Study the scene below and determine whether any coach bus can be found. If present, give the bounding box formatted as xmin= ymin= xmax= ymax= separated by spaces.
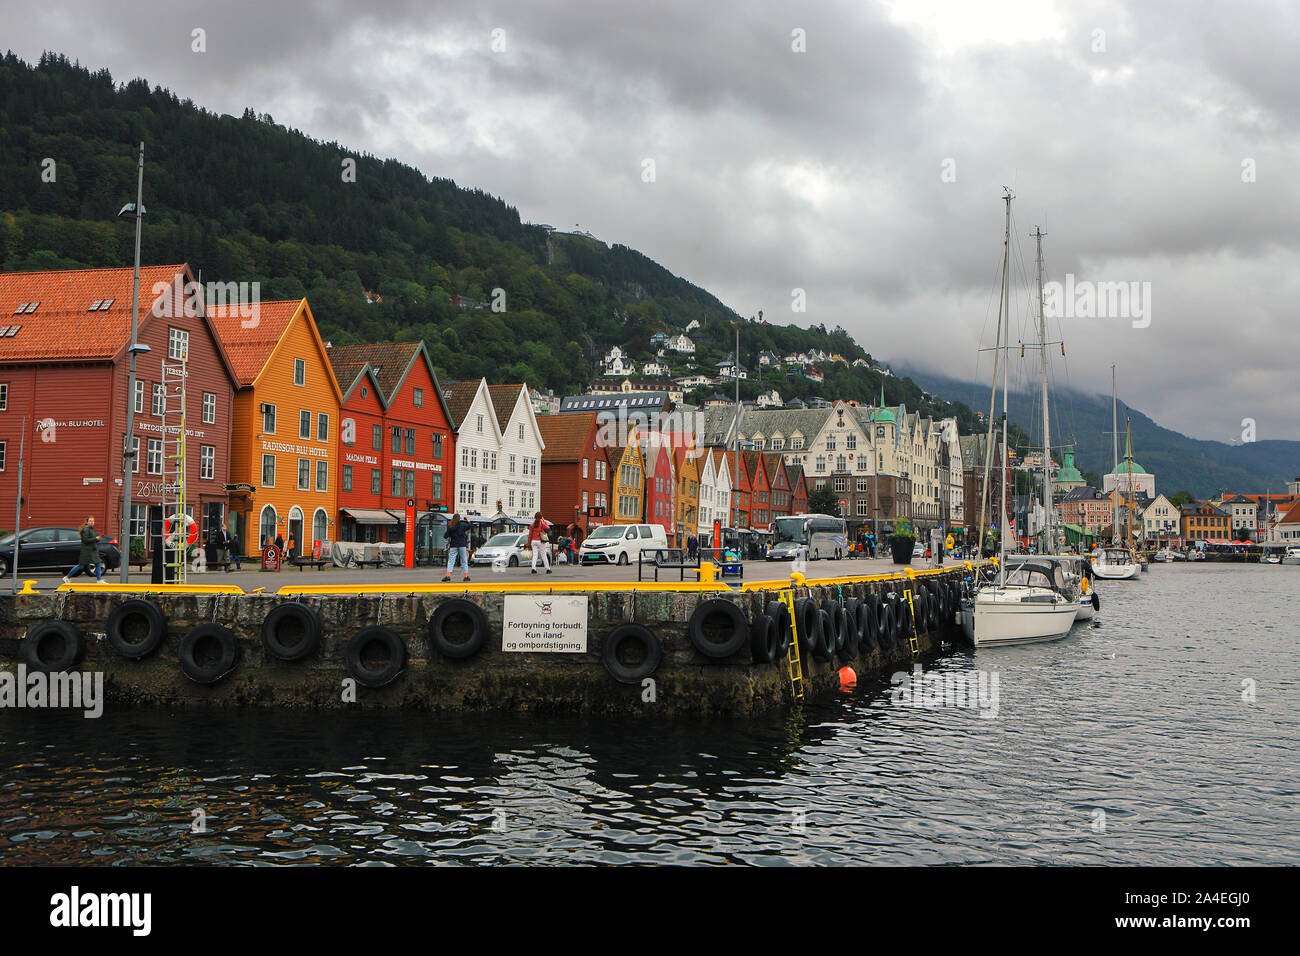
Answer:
xmin=768 ymin=513 xmax=849 ymax=561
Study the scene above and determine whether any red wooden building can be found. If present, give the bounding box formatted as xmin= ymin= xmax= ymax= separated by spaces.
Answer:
xmin=744 ymin=451 xmax=771 ymax=530
xmin=644 ymin=435 xmax=677 ymax=542
xmin=730 ymin=448 xmax=753 ymax=528
xmin=787 ymin=464 xmax=809 ymax=516
xmin=0 ymin=264 xmax=238 ymax=550
xmin=536 ymin=411 xmax=607 ymax=544
xmin=764 ymin=453 xmax=793 ymax=521
xmin=327 ymin=341 xmax=455 ymax=543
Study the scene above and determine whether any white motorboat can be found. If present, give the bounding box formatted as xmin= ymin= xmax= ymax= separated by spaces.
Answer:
xmin=1283 ymin=547 xmax=1300 ymax=566
xmin=1262 ymin=551 xmax=1282 ymax=565
xmin=1093 ymin=546 xmax=1140 ymax=580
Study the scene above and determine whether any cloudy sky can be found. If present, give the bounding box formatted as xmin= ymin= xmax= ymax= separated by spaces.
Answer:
xmin=9 ymin=0 xmax=1298 ymax=441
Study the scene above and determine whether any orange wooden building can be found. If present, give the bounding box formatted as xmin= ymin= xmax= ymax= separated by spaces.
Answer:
xmin=211 ymin=298 xmax=342 ymax=559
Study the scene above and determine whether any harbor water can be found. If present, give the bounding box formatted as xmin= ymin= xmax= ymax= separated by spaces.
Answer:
xmin=1 ymin=563 xmax=1296 ymax=865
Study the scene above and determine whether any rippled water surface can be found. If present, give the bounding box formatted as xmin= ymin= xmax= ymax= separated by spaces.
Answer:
xmin=2 ymin=564 xmax=1297 ymax=865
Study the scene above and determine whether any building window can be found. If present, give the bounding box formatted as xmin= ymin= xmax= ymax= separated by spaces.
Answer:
xmin=583 ymin=458 xmax=589 ymax=478
xmin=519 ymin=422 xmax=524 ymax=441
xmin=480 ymin=484 xmax=488 ymax=506
xmin=826 ymin=435 xmax=836 ymax=450
xmin=372 ymin=424 xmax=381 ymax=450
xmin=815 ymin=456 xmax=826 ymax=473
xmin=846 ymin=434 xmax=856 ymax=450
xmin=342 ymin=465 xmax=353 ymax=492
xmin=392 ymin=470 xmax=402 ymax=496
xmin=371 ymin=469 xmax=381 ymax=495
xmin=316 ymin=460 xmax=328 ymax=492
xmin=792 ymin=437 xmax=804 ymax=450
xmin=0 ymin=441 xmax=5 ymax=470
xmin=147 ymin=439 xmax=163 ymax=474
xmin=405 ymin=428 xmax=415 ymax=455
xmin=0 ymin=384 xmax=7 ymax=411
xmin=298 ymin=458 xmax=311 ymax=490
xmin=200 ymin=444 xmax=214 ymax=480
xmin=476 ymin=414 xmax=483 ymax=433
xmin=296 ymin=410 xmax=311 ymax=439
xmin=317 ymin=413 xmax=329 ymax=442
xmin=834 ymin=477 xmax=847 ymax=492
xmin=391 ymin=427 xmax=401 ymax=454
xmin=263 ymin=403 xmax=276 ymax=433
xmin=837 ymin=455 xmax=847 ymax=472
xmin=152 ymin=384 xmax=166 ymax=416
xmin=432 ymin=434 xmax=443 ymax=459
xmin=509 ymin=454 xmax=517 ymax=474
xmin=293 ymin=358 xmax=306 ymax=386
xmin=134 ymin=379 xmax=144 ymax=414
xmin=431 ymin=474 xmax=442 ymax=501
xmin=168 ymin=327 xmax=189 ymax=360
xmin=202 ymin=392 xmax=216 ymax=424
xmin=130 ymin=437 xmax=139 ymax=473
xmin=413 ymin=387 xmax=423 ymax=407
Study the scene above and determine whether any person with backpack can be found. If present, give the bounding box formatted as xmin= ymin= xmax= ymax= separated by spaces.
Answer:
xmin=442 ymin=514 xmax=471 ymax=582
xmin=528 ymin=512 xmax=552 ymax=574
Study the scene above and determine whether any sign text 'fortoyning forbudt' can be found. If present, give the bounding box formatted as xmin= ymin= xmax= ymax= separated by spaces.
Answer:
xmin=501 ymin=594 xmax=588 ymax=653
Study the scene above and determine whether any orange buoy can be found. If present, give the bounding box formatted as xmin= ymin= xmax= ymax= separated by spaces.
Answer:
xmin=837 ymin=665 xmax=857 ymax=692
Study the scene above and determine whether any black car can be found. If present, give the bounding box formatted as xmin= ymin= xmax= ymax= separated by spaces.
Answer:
xmin=0 ymin=526 xmax=122 ymax=576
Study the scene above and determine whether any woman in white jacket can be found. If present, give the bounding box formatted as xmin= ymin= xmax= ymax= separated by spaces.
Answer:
xmin=528 ymin=512 xmax=552 ymax=574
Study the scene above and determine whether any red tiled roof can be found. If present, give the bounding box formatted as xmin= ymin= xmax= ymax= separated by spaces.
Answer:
xmin=439 ymin=379 xmax=479 ymax=429
xmin=488 ymin=383 xmax=524 ymax=427
xmin=537 ymin=413 xmax=597 ymax=462
xmin=0 ymin=264 xmax=193 ymax=363
xmin=208 ymin=299 xmax=304 ymax=387
xmin=326 ymin=341 xmax=421 ymax=399
xmin=1280 ymin=499 xmax=1300 ymax=525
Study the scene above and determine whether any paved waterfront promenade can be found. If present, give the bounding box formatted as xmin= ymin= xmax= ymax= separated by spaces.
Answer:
xmin=21 ymin=555 xmax=959 ymax=592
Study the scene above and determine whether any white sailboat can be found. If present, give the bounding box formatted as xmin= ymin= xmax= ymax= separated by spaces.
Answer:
xmin=1092 ymin=370 xmax=1141 ymax=581
xmin=961 ymin=192 xmax=1079 ymax=647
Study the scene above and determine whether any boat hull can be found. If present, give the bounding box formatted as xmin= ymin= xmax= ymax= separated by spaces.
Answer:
xmin=1075 ymin=596 xmax=1096 ymax=621
xmin=960 ymin=588 xmax=1078 ymax=647
xmin=1092 ymin=563 xmax=1140 ymax=580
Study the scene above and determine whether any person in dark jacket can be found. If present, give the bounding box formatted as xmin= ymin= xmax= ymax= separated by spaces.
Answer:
xmin=230 ymin=532 xmax=242 ymax=570
xmin=442 ymin=514 xmax=471 ymax=582
xmin=64 ymin=516 xmax=103 ymax=583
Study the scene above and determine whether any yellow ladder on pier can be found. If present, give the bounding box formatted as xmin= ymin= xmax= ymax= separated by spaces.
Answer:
xmin=780 ymin=589 xmax=804 ymax=701
xmin=904 ymin=586 xmax=920 ymax=655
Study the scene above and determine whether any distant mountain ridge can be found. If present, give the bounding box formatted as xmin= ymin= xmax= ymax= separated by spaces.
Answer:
xmin=898 ymin=364 xmax=1300 ymax=498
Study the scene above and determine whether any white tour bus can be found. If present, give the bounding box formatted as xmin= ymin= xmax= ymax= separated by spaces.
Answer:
xmin=768 ymin=513 xmax=849 ymax=561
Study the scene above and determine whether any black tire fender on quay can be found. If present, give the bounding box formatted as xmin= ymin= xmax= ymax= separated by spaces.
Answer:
xmin=429 ymin=599 xmax=489 ymax=659
xmin=842 ymin=598 xmax=863 ymax=659
xmin=823 ymin=599 xmax=845 ymax=653
xmin=765 ymin=601 xmax=792 ymax=658
xmin=179 ymin=624 xmax=238 ymax=685
xmin=688 ymin=598 xmax=749 ymax=659
xmin=862 ymin=593 xmax=881 ymax=652
xmin=750 ymin=611 xmax=777 ymax=663
xmin=794 ymin=598 xmax=819 ymax=655
xmin=813 ymin=608 xmax=834 ymax=662
xmin=1092 ymin=591 xmax=1101 ymax=611
xmin=22 ymin=621 xmax=85 ymax=672
xmin=345 ymin=626 xmax=406 ymax=688
xmin=105 ymin=599 xmax=165 ymax=660
xmin=875 ymin=598 xmax=893 ymax=652
xmin=261 ymin=602 xmax=322 ymax=661
xmin=602 ymin=624 xmax=661 ymax=683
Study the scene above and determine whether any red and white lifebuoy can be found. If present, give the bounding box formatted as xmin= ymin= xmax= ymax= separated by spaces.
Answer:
xmin=164 ymin=514 xmax=199 ymax=547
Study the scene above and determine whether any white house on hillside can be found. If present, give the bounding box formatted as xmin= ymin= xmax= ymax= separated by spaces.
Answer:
xmin=665 ymin=334 xmax=695 ymax=354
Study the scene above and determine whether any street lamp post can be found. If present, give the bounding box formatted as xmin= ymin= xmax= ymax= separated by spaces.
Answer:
xmin=118 ymin=142 xmax=147 ymax=584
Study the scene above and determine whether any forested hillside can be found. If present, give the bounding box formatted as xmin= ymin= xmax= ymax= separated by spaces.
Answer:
xmin=1 ymin=52 xmax=994 ymax=434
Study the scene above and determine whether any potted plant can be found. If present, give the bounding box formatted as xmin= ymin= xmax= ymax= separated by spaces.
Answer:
xmin=888 ymin=517 xmax=915 ymax=565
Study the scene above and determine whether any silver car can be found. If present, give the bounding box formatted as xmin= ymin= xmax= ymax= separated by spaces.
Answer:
xmin=470 ymin=532 xmax=531 ymax=567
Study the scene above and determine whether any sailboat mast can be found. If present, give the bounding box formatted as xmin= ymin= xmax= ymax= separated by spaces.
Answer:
xmin=998 ymin=190 xmax=1012 ymax=582
xmin=1111 ymin=365 xmax=1119 ymax=546
xmin=981 ymin=189 xmax=1013 ymax=558
xmin=1035 ymin=226 xmax=1051 ymax=553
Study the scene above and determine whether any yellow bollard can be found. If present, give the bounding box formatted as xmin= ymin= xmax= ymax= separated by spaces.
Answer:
xmin=18 ymin=579 xmax=39 ymax=594
xmin=697 ymin=561 xmax=715 ymax=584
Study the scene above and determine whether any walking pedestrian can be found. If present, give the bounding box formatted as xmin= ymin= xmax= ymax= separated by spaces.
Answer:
xmin=64 ymin=516 xmax=104 ymax=583
xmin=528 ymin=512 xmax=552 ymax=574
xmin=230 ymin=532 xmax=242 ymax=570
xmin=442 ymin=514 xmax=471 ymax=582
xmin=686 ymin=532 xmax=698 ymax=561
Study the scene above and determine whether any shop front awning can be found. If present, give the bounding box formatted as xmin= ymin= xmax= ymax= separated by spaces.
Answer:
xmin=342 ymin=508 xmax=401 ymax=525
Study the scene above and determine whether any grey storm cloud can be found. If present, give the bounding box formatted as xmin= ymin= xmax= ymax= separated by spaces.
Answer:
xmin=6 ymin=0 xmax=1298 ymax=441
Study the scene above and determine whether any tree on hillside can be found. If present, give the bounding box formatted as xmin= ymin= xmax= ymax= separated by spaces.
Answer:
xmin=1169 ymin=490 xmax=1196 ymax=506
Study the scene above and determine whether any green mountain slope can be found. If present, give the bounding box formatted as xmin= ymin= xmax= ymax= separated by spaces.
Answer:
xmin=0 ymin=51 xmax=991 ymax=435
xmin=899 ymin=365 xmax=1300 ymax=498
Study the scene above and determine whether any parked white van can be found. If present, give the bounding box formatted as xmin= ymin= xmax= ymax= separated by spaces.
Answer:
xmin=579 ymin=524 xmax=669 ymax=566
